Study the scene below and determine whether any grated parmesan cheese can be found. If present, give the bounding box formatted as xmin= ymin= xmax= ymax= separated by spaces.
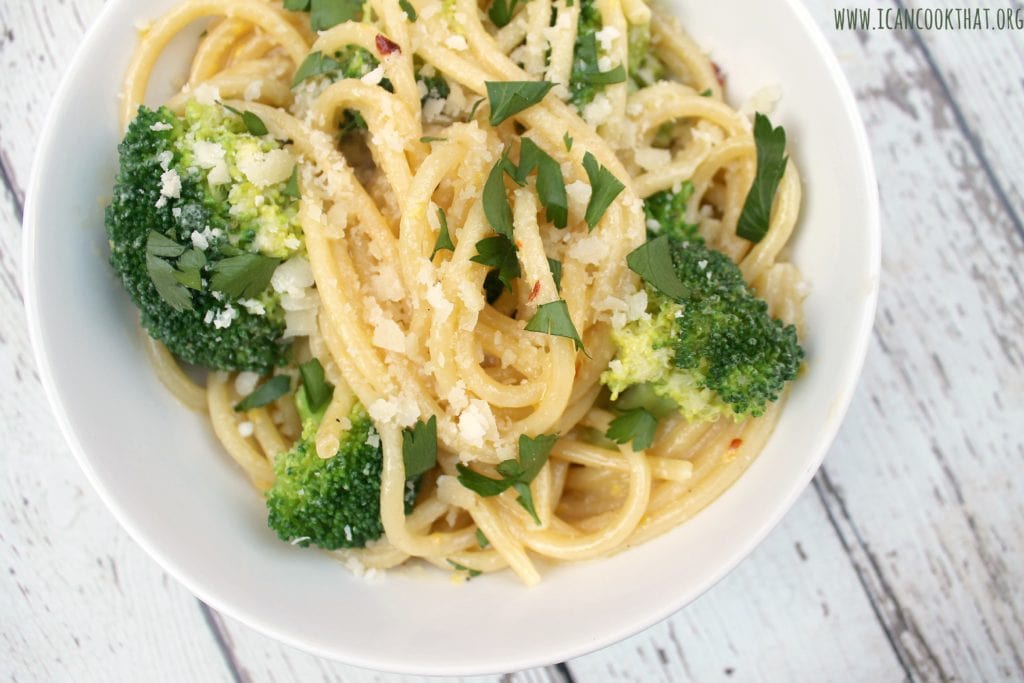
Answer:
xmin=565 ymin=180 xmax=592 ymax=215
xmin=271 ymin=257 xmax=320 ymax=337
xmin=690 ymin=121 xmax=726 ymax=146
xmin=634 ymin=147 xmax=672 ymax=172
xmin=444 ymin=35 xmax=468 ymax=51
xmin=280 ymin=289 xmax=319 ymax=311
xmin=599 ymin=288 xmax=648 ymax=329
xmin=595 ymin=25 xmax=620 ymax=52
xmin=625 ymin=289 xmax=649 ymax=323
xmin=212 ymin=305 xmax=238 ymax=329
xmin=236 ymin=147 xmax=294 ymax=188
xmin=446 ymin=381 xmax=469 ymax=412
xmin=155 ymin=168 xmax=181 ymax=208
xmin=271 ymin=257 xmax=315 ymax=295
xmin=234 ymin=371 xmax=260 ymax=396
xmin=342 ymin=555 xmax=382 ymax=582
xmin=457 ymin=279 xmax=484 ymax=317
xmin=740 ymin=84 xmax=783 ymax=121
xmin=190 ymin=230 xmax=209 ymax=250
xmin=243 ymin=80 xmax=263 ymax=101
xmin=442 ymin=80 xmax=467 ymax=118
xmin=425 ymin=283 xmax=453 ymax=322
xmin=191 ymin=83 xmax=220 ymax=105
xmin=361 ymin=65 xmax=386 ymax=86
xmin=239 ymin=298 xmax=266 ymax=316
xmin=422 ymin=98 xmax=447 ymax=123
xmin=368 ymin=394 xmax=419 ymax=427
xmin=283 ymin=307 xmax=318 ymax=339
xmin=457 ymin=399 xmax=499 ymax=448
xmin=567 ymin=234 xmax=609 ymax=264
xmin=192 ymin=140 xmax=230 ymax=185
xmin=371 ymin=317 xmax=406 ymax=353
xmin=582 ymin=93 xmax=613 ymax=127
xmin=371 ymin=266 xmax=405 ymax=302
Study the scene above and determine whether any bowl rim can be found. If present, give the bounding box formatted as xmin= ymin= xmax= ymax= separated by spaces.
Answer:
xmin=22 ymin=0 xmax=880 ymax=674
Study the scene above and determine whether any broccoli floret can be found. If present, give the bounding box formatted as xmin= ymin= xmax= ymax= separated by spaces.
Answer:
xmin=644 ymin=183 xmax=700 ymax=242
xmin=266 ymin=394 xmax=393 ymax=549
xmin=602 ymin=238 xmax=803 ymax=421
xmin=265 ymin=386 xmax=420 ymax=550
xmin=105 ymin=103 xmax=304 ymax=372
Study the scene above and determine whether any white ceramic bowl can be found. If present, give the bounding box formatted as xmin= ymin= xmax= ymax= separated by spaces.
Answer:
xmin=23 ymin=0 xmax=879 ymax=674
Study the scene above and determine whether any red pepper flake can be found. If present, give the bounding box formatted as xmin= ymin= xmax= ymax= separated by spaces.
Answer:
xmin=729 ymin=438 xmax=743 ymax=450
xmin=376 ymin=33 xmax=401 ymax=56
xmin=712 ymin=61 xmax=727 ymax=88
xmin=528 ymin=281 xmax=542 ymax=302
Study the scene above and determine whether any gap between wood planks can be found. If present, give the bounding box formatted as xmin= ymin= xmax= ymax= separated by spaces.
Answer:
xmin=796 ymin=7 xmax=1024 ymax=682
xmin=0 ymin=146 xmax=25 ymax=304
xmin=195 ymin=594 xmax=577 ymax=681
xmin=813 ymin=468 xmax=948 ymax=681
xmin=0 ymin=147 xmax=24 ymax=222
xmin=892 ymin=0 xmax=1024 ymax=245
xmin=3 ymin=3 xmax=1018 ymax=680
xmin=198 ymin=601 xmax=251 ymax=683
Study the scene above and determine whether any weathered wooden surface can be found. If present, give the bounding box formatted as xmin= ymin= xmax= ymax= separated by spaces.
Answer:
xmin=1 ymin=0 xmax=1021 ymax=681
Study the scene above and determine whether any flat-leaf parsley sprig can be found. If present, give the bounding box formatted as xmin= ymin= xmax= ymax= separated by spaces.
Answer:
xmin=736 ymin=113 xmax=788 ymax=243
xmin=456 ymin=434 xmax=559 ymax=524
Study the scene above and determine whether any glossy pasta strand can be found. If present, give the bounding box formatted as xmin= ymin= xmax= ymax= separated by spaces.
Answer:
xmin=128 ymin=0 xmax=805 ymax=584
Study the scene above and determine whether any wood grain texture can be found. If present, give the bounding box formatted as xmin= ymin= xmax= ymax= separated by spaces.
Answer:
xmin=905 ymin=0 xmax=1024 ymax=238
xmin=208 ymin=608 xmax=568 ymax=683
xmin=562 ymin=491 xmax=904 ymax=682
xmin=794 ymin=1 xmax=1024 ymax=680
xmin=0 ymin=160 xmax=232 ymax=682
xmin=1 ymin=0 xmax=1023 ymax=680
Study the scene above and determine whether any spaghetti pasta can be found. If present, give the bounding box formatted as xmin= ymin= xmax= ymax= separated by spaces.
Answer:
xmin=116 ymin=0 xmax=805 ymax=585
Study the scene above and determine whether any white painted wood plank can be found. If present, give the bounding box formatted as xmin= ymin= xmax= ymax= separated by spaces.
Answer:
xmin=1 ymin=3 xmax=240 ymax=681
xmin=564 ymin=489 xmax=904 ymax=682
xmin=903 ymin=0 xmax=1024 ymax=229
xmin=3 ymin=0 xmax=1023 ymax=680
xmin=210 ymin=606 xmax=566 ymax=683
xmin=0 ymin=3 xmax=889 ymax=680
xmin=0 ymin=3 xmax=569 ymax=679
xmin=792 ymin=2 xmax=1024 ymax=680
xmin=0 ymin=1 xmax=108 ymax=189
xmin=0 ymin=187 xmax=233 ymax=681
xmin=566 ymin=3 xmax=1024 ymax=678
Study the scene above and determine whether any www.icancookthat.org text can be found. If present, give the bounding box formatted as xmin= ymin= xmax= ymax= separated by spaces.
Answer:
xmin=833 ymin=6 xmax=1023 ymax=31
